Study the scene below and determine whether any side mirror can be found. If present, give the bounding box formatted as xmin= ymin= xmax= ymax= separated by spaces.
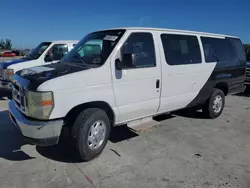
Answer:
xmin=44 ymin=54 xmax=53 ymax=62
xmin=115 ymin=53 xmax=136 ymax=70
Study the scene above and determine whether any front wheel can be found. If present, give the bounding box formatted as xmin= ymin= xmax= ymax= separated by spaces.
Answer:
xmin=71 ymin=108 xmax=111 ymax=161
xmin=202 ymin=88 xmax=225 ymax=119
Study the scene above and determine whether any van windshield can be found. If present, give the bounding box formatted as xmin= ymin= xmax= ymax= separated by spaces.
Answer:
xmin=26 ymin=42 xmax=51 ymax=60
xmin=61 ymin=30 xmax=126 ymax=66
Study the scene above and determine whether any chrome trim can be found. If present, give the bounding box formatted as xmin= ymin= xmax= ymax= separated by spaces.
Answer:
xmin=0 ymin=79 xmax=11 ymax=89
xmin=9 ymin=100 xmax=63 ymax=139
xmin=12 ymin=75 xmax=29 ymax=115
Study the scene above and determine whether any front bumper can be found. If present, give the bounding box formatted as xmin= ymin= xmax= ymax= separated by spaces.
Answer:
xmin=8 ymin=100 xmax=64 ymax=146
xmin=0 ymin=79 xmax=11 ymax=89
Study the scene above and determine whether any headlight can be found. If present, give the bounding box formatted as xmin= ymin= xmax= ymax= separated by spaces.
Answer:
xmin=27 ymin=91 xmax=54 ymax=120
xmin=3 ymin=69 xmax=14 ymax=81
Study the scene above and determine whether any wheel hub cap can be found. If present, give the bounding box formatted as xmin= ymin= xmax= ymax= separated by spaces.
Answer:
xmin=213 ymin=95 xmax=223 ymax=113
xmin=87 ymin=120 xmax=106 ymax=150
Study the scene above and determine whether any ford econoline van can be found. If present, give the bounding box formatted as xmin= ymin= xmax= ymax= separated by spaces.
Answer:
xmin=8 ymin=28 xmax=246 ymax=161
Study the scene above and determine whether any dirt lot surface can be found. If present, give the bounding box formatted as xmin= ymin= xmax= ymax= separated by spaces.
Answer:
xmin=0 ymin=93 xmax=249 ymax=188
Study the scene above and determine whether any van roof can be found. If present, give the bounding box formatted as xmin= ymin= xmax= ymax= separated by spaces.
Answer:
xmin=103 ymin=27 xmax=239 ymax=39
xmin=48 ymin=40 xmax=79 ymax=43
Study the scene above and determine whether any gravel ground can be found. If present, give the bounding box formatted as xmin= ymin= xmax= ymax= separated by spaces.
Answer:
xmin=0 ymin=93 xmax=249 ymax=188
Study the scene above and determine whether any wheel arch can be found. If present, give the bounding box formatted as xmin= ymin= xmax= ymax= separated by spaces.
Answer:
xmin=214 ymin=82 xmax=229 ymax=96
xmin=63 ymin=101 xmax=116 ymax=127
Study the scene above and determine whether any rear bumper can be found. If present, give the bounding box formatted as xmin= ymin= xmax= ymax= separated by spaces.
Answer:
xmin=8 ymin=100 xmax=64 ymax=146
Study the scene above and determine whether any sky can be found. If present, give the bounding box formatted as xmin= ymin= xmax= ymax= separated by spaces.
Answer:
xmin=0 ymin=0 xmax=249 ymax=49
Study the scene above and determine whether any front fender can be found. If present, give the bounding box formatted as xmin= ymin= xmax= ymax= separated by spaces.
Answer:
xmin=48 ymin=85 xmax=120 ymax=123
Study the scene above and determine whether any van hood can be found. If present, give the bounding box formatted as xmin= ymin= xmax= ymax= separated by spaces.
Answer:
xmin=0 ymin=58 xmax=31 ymax=69
xmin=15 ymin=62 xmax=88 ymax=90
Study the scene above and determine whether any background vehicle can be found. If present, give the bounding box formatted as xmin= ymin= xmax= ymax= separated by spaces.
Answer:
xmin=245 ymin=62 xmax=250 ymax=92
xmin=1 ymin=51 xmax=16 ymax=57
xmin=11 ymin=50 xmax=24 ymax=56
xmin=0 ymin=40 xmax=78 ymax=90
xmin=0 ymin=50 xmax=8 ymax=57
xmin=9 ymin=28 xmax=246 ymax=161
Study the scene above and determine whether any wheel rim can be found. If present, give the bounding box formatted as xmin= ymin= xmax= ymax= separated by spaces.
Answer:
xmin=87 ymin=120 xmax=107 ymax=150
xmin=213 ymin=95 xmax=223 ymax=113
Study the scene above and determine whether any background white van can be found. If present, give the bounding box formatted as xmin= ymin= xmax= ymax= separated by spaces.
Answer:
xmin=0 ymin=40 xmax=78 ymax=90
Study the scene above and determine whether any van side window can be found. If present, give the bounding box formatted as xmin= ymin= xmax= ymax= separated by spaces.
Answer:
xmin=201 ymin=37 xmax=237 ymax=63
xmin=161 ymin=34 xmax=201 ymax=65
xmin=227 ymin=38 xmax=246 ymax=62
xmin=121 ymin=33 xmax=156 ymax=68
xmin=46 ymin=44 xmax=69 ymax=61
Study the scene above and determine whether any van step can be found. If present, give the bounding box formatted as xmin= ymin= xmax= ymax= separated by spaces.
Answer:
xmin=127 ymin=117 xmax=160 ymax=132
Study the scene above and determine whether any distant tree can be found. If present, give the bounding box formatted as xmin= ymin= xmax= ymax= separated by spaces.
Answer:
xmin=4 ymin=39 xmax=12 ymax=50
xmin=0 ymin=39 xmax=12 ymax=50
xmin=0 ymin=39 xmax=4 ymax=49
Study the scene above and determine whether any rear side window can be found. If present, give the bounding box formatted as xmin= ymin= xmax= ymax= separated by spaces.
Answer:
xmin=201 ymin=37 xmax=245 ymax=64
xmin=121 ymin=32 xmax=156 ymax=68
xmin=228 ymin=38 xmax=246 ymax=62
xmin=161 ymin=34 xmax=202 ymax=65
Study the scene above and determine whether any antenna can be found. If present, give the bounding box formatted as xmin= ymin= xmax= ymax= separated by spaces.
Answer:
xmin=139 ymin=16 xmax=151 ymax=27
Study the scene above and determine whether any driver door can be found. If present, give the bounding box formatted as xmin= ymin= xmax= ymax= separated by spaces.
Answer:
xmin=44 ymin=43 xmax=69 ymax=64
xmin=111 ymin=32 xmax=161 ymax=123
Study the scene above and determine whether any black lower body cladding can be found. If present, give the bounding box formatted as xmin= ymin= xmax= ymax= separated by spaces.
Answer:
xmin=187 ymin=63 xmax=246 ymax=108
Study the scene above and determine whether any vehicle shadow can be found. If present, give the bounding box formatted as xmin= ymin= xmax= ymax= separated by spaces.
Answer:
xmin=36 ymin=145 xmax=80 ymax=163
xmin=153 ymin=113 xmax=176 ymax=122
xmin=109 ymin=125 xmax=139 ymax=143
xmin=36 ymin=112 xmax=205 ymax=163
xmin=173 ymin=108 xmax=208 ymax=119
xmin=0 ymin=110 xmax=35 ymax=161
xmin=36 ymin=125 xmax=140 ymax=163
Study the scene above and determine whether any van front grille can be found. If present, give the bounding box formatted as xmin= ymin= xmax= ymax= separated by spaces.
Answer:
xmin=12 ymin=81 xmax=28 ymax=115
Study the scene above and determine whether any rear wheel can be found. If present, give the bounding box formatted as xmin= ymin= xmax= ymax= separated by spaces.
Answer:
xmin=71 ymin=108 xmax=111 ymax=161
xmin=202 ymin=88 xmax=225 ymax=119
xmin=244 ymin=85 xmax=250 ymax=94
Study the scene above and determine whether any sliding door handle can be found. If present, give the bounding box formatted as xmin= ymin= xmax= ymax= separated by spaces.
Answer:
xmin=156 ymin=79 xmax=160 ymax=89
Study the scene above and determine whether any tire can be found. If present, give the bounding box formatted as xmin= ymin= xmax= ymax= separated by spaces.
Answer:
xmin=71 ymin=108 xmax=111 ymax=161
xmin=244 ymin=85 xmax=250 ymax=94
xmin=202 ymin=88 xmax=225 ymax=119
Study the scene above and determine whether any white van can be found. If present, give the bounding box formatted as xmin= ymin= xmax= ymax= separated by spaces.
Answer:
xmin=9 ymin=28 xmax=246 ymax=161
xmin=0 ymin=40 xmax=78 ymax=90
